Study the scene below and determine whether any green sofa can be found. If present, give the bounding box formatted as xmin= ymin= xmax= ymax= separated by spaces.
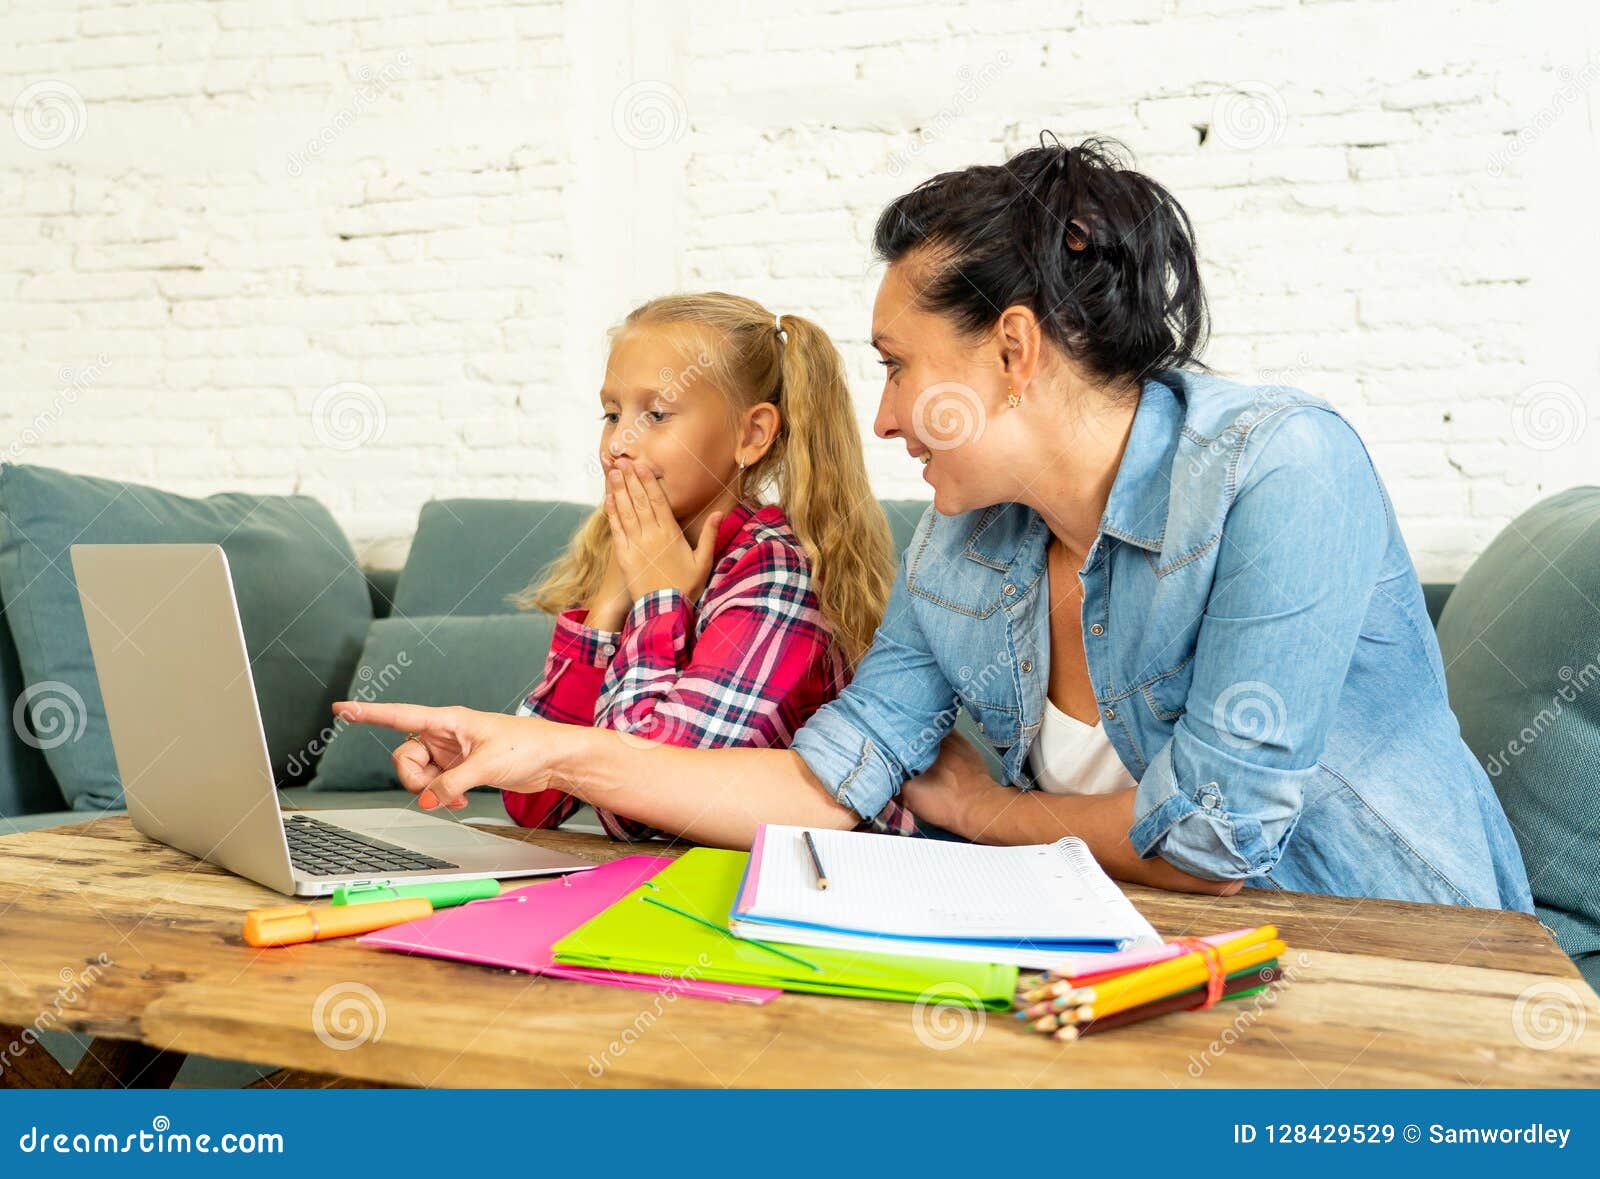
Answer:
xmin=2 ymin=463 xmax=1596 ymax=992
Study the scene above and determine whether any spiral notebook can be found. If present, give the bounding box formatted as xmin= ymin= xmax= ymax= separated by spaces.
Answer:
xmin=730 ymin=825 xmax=1161 ymax=970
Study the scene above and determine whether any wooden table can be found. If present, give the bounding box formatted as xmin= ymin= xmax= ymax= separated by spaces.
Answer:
xmin=2 ymin=815 xmax=1597 ymax=1088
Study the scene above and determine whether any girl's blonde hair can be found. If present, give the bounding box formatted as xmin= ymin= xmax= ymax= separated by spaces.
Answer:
xmin=516 ymin=291 xmax=895 ymax=669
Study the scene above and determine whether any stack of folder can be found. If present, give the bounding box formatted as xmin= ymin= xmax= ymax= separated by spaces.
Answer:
xmin=551 ymin=848 xmax=1018 ymax=1009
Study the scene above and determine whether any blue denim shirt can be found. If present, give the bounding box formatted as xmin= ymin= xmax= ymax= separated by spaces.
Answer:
xmin=792 ymin=369 xmax=1534 ymax=912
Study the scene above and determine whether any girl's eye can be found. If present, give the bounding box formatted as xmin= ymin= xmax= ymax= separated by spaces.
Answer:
xmin=646 ymin=410 xmax=670 ymax=423
xmin=600 ymin=412 xmax=620 ymax=424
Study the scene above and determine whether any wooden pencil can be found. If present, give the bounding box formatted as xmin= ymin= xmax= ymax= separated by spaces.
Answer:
xmin=1055 ymin=964 xmax=1283 ymax=1041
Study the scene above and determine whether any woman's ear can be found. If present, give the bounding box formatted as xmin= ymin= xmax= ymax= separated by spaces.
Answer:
xmin=996 ymin=304 xmax=1043 ymax=393
xmin=738 ymin=402 xmax=781 ymax=465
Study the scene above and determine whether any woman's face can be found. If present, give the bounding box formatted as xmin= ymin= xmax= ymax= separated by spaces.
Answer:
xmin=598 ymin=323 xmax=743 ymax=523
xmin=870 ymin=262 xmax=1018 ymax=516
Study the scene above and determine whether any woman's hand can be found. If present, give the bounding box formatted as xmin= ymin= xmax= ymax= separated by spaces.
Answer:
xmin=903 ymin=732 xmax=1244 ymax=897
xmin=899 ymin=731 xmax=1007 ymax=835
xmin=606 ymin=458 xmax=723 ymax=605
xmin=333 ymin=701 xmax=572 ymax=811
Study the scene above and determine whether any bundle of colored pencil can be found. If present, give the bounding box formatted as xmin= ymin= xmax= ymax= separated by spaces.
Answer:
xmin=1015 ymin=925 xmax=1285 ymax=1041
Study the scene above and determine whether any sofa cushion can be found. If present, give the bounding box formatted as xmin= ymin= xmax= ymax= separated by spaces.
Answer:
xmin=0 ymin=463 xmax=372 ymax=811
xmin=1437 ymin=486 xmax=1600 ymax=990
xmin=393 ymin=499 xmax=591 ymax=618
xmin=0 ymin=609 xmax=63 ymax=818
xmin=307 ymin=612 xmax=555 ymax=791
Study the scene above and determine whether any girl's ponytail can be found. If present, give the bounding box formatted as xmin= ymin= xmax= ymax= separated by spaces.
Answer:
xmin=766 ymin=313 xmax=895 ymax=668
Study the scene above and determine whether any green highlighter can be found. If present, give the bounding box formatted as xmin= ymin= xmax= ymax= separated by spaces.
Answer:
xmin=331 ymin=878 xmax=503 ymax=908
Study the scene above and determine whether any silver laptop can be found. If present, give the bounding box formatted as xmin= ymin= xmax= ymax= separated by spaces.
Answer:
xmin=71 ymin=543 xmax=594 ymax=896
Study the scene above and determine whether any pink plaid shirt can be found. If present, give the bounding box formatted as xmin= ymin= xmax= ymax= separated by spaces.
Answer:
xmin=506 ymin=501 xmax=917 ymax=840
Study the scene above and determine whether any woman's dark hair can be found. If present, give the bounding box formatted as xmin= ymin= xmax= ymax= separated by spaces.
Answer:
xmin=872 ymin=134 xmax=1208 ymax=383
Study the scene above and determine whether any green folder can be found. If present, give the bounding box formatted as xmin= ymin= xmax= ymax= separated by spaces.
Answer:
xmin=552 ymin=848 xmax=1018 ymax=1008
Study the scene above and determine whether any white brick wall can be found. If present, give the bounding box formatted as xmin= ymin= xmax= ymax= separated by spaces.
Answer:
xmin=2 ymin=0 xmax=1595 ymax=578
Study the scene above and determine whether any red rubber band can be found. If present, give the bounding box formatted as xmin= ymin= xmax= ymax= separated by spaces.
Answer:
xmin=1173 ymin=936 xmax=1227 ymax=1008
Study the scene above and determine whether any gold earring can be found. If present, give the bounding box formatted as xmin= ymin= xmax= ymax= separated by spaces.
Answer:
xmin=1007 ymin=384 xmax=1021 ymax=409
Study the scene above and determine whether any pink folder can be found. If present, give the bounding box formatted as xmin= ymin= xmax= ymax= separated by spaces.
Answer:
xmin=359 ymin=855 xmax=779 ymax=1005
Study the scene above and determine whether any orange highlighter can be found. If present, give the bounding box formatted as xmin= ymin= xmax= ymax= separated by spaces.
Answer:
xmin=243 ymin=898 xmax=432 ymax=947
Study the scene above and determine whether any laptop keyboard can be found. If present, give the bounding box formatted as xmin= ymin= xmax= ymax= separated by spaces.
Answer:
xmin=284 ymin=814 xmax=460 ymax=877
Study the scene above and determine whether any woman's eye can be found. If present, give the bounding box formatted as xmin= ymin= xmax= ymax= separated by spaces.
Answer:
xmin=646 ymin=410 xmax=670 ymax=423
xmin=600 ymin=412 xmax=620 ymax=424
xmin=877 ymin=358 xmax=901 ymax=376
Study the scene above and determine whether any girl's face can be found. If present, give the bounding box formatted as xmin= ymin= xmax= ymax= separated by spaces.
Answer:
xmin=869 ymin=263 xmax=1019 ymax=516
xmin=598 ymin=323 xmax=746 ymax=524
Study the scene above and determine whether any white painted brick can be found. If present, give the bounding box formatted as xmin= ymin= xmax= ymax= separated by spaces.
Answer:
xmin=3 ymin=0 xmax=1594 ymax=582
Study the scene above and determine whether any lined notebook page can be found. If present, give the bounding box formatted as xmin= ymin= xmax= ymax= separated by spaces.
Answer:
xmin=748 ymin=826 xmax=1156 ymax=941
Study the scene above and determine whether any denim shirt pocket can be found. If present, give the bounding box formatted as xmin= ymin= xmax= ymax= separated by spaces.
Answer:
xmin=956 ymin=690 xmax=1023 ymax=753
xmin=1140 ymin=656 xmax=1195 ymax=723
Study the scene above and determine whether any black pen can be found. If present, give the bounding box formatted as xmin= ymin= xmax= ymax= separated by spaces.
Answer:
xmin=802 ymin=830 xmax=828 ymax=890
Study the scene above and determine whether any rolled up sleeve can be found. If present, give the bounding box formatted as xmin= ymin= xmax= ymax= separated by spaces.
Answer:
xmin=1130 ymin=408 xmax=1388 ymax=880
xmin=791 ymin=533 xmax=959 ymax=822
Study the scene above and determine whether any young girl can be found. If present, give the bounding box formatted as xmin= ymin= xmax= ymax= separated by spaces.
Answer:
xmin=500 ymin=292 xmax=895 ymax=841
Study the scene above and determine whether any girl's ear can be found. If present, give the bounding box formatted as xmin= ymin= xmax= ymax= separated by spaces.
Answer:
xmin=738 ymin=402 xmax=781 ymax=465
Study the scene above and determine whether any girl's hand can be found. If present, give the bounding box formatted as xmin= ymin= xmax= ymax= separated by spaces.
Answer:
xmin=333 ymin=701 xmax=570 ymax=811
xmin=584 ymin=545 xmax=632 ymax=633
xmin=606 ymin=459 xmax=723 ymax=605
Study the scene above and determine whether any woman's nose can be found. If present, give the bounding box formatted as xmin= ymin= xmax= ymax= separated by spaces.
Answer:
xmin=873 ymin=393 xmax=900 ymax=440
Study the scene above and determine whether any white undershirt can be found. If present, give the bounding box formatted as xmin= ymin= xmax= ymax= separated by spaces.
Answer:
xmin=1027 ymin=696 xmax=1138 ymax=795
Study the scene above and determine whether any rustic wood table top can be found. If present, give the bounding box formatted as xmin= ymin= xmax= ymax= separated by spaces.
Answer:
xmin=2 ymin=815 xmax=1597 ymax=1088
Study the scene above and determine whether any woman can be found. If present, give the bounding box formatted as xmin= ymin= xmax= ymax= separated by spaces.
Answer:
xmin=338 ymin=137 xmax=1534 ymax=910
